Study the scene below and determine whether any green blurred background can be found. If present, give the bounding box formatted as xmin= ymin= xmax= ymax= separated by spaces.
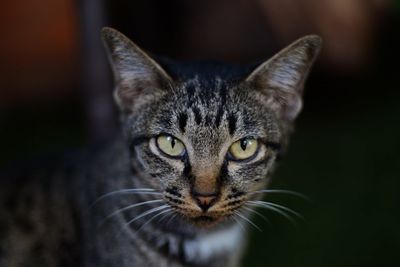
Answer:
xmin=1 ymin=0 xmax=399 ymax=266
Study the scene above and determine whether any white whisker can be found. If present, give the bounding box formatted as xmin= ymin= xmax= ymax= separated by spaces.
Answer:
xmin=234 ymin=211 xmax=262 ymax=232
xmin=242 ymin=205 xmax=271 ymax=225
xmin=91 ymin=188 xmax=161 ymax=207
xmin=135 ymin=208 xmax=172 ymax=235
xmin=232 ymin=214 xmax=246 ymax=232
xmin=98 ymin=199 xmax=164 ymax=226
xmin=255 ymin=201 xmax=305 ymax=221
xmin=156 ymin=209 xmax=174 ymax=225
xmin=165 ymin=212 xmax=178 ymax=228
xmin=249 ymin=189 xmax=310 ymax=201
xmin=248 ymin=201 xmax=297 ymax=226
xmin=123 ymin=204 xmax=170 ymax=230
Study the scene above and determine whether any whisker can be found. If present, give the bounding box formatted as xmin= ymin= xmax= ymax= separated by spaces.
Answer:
xmin=156 ymin=209 xmax=174 ymax=225
xmin=91 ymin=188 xmax=161 ymax=207
xmin=98 ymin=199 xmax=164 ymax=226
xmin=242 ymin=205 xmax=271 ymax=225
xmin=234 ymin=210 xmax=262 ymax=232
xmin=231 ymin=214 xmax=246 ymax=232
xmin=123 ymin=204 xmax=170 ymax=231
xmin=134 ymin=208 xmax=172 ymax=235
xmin=255 ymin=201 xmax=305 ymax=221
xmin=165 ymin=212 xmax=178 ymax=228
xmin=248 ymin=201 xmax=297 ymax=227
xmin=249 ymin=189 xmax=310 ymax=201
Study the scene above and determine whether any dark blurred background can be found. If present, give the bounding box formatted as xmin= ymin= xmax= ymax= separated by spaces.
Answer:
xmin=1 ymin=0 xmax=399 ymax=266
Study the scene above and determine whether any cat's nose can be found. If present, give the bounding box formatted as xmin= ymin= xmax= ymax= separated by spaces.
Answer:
xmin=193 ymin=192 xmax=218 ymax=212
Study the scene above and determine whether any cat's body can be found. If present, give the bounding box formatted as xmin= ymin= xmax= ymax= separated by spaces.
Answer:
xmin=0 ymin=140 xmax=244 ymax=267
xmin=0 ymin=28 xmax=321 ymax=267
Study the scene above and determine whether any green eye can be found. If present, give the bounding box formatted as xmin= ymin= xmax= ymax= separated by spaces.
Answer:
xmin=229 ymin=137 xmax=259 ymax=160
xmin=156 ymin=135 xmax=185 ymax=157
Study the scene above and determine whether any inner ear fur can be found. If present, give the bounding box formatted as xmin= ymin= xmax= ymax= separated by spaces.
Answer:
xmin=101 ymin=27 xmax=173 ymax=112
xmin=245 ymin=35 xmax=322 ymax=122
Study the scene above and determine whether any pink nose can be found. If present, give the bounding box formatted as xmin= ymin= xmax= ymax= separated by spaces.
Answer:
xmin=193 ymin=192 xmax=217 ymax=211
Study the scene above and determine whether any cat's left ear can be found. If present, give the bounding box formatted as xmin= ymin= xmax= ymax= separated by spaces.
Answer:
xmin=245 ymin=35 xmax=322 ymax=122
xmin=101 ymin=27 xmax=173 ymax=112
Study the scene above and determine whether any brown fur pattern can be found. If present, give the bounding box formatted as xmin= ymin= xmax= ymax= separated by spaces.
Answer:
xmin=0 ymin=27 xmax=321 ymax=267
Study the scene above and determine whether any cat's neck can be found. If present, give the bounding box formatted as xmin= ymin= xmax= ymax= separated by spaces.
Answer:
xmin=181 ymin=223 xmax=245 ymax=264
xmin=116 ymin=179 xmax=246 ymax=265
xmin=124 ymin=210 xmax=246 ymax=266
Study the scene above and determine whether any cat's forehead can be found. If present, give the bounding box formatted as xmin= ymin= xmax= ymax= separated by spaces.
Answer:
xmin=178 ymin=76 xmax=229 ymax=110
xmin=152 ymin=76 xmax=279 ymax=142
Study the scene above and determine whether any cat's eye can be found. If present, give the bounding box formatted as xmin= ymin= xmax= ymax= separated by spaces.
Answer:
xmin=229 ymin=137 xmax=259 ymax=161
xmin=156 ymin=135 xmax=186 ymax=158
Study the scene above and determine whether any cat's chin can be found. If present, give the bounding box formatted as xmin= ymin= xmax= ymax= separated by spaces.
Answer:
xmin=163 ymin=212 xmax=233 ymax=232
xmin=185 ymin=213 xmax=239 ymax=230
xmin=190 ymin=215 xmax=222 ymax=228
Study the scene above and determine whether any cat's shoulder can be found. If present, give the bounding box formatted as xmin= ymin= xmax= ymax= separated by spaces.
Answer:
xmin=0 ymin=152 xmax=84 ymax=266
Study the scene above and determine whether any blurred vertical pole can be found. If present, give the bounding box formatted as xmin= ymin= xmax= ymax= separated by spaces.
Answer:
xmin=79 ymin=0 xmax=117 ymax=143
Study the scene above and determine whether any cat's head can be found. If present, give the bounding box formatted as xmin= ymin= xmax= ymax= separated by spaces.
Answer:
xmin=102 ymin=27 xmax=321 ymax=227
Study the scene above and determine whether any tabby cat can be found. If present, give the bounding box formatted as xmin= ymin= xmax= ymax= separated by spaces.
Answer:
xmin=0 ymin=27 xmax=321 ymax=267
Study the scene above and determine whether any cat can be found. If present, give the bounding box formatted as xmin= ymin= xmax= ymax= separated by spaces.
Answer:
xmin=0 ymin=27 xmax=321 ymax=267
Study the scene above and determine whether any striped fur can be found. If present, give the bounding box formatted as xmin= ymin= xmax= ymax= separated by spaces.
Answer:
xmin=0 ymin=27 xmax=321 ymax=267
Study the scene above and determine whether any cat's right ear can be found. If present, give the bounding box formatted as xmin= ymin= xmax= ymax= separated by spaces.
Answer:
xmin=101 ymin=27 xmax=173 ymax=111
xmin=245 ymin=35 xmax=322 ymax=122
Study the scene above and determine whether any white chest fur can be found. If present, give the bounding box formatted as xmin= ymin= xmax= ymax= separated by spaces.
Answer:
xmin=182 ymin=224 xmax=245 ymax=264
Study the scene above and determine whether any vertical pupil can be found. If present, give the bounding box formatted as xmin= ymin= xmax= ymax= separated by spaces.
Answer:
xmin=170 ymin=137 xmax=176 ymax=149
xmin=240 ymin=139 xmax=248 ymax=151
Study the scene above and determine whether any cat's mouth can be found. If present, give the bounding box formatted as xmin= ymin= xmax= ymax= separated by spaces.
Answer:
xmin=170 ymin=203 xmax=239 ymax=227
xmin=185 ymin=207 xmax=239 ymax=227
xmin=191 ymin=215 xmax=222 ymax=227
xmin=193 ymin=215 xmax=215 ymax=222
xmin=163 ymin=188 xmax=247 ymax=227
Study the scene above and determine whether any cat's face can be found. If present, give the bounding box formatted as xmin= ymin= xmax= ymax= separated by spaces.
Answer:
xmin=127 ymin=79 xmax=281 ymax=226
xmin=102 ymin=28 xmax=321 ymax=227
